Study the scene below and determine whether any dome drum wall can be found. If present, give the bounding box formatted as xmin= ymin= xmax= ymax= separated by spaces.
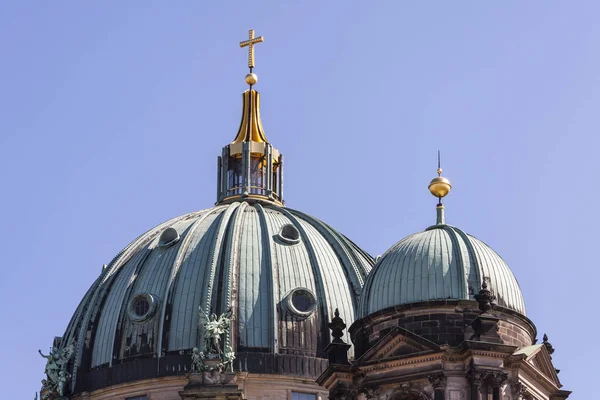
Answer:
xmin=349 ymin=300 xmax=537 ymax=359
xmin=61 ymin=202 xmax=372 ymax=394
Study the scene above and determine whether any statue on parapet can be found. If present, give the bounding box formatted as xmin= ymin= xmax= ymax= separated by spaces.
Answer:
xmin=38 ymin=339 xmax=75 ymax=399
xmin=199 ymin=307 xmax=232 ymax=355
xmin=193 ymin=307 xmax=235 ymax=372
xmin=190 ymin=347 xmax=204 ymax=373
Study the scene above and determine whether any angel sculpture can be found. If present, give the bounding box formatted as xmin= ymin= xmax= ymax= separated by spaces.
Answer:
xmin=199 ymin=308 xmax=231 ymax=355
xmin=38 ymin=340 xmax=75 ymax=394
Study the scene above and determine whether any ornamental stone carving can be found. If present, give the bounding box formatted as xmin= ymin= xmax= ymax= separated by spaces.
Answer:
xmin=474 ymin=281 xmax=495 ymax=314
xmin=360 ymin=385 xmax=380 ymax=399
xmin=511 ymin=382 xmax=527 ymax=398
xmin=428 ymin=373 xmax=447 ymax=389
xmin=488 ymin=371 xmax=508 ymax=387
xmin=543 ymin=333 xmax=555 ymax=355
xmin=467 ymin=368 xmax=508 ymax=395
xmin=389 ymin=383 xmax=431 ymax=400
xmin=467 ymin=369 xmax=486 ymax=386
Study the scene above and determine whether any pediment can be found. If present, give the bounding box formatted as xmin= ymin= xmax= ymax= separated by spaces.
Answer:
xmin=514 ymin=344 xmax=561 ymax=387
xmin=359 ymin=327 xmax=441 ymax=363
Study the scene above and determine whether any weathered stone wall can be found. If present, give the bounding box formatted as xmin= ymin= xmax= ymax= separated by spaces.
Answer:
xmin=237 ymin=373 xmax=327 ymax=400
xmin=71 ymin=376 xmax=188 ymax=400
xmin=70 ymin=373 xmax=326 ymax=400
xmin=350 ymin=300 xmax=536 ymax=358
xmin=497 ymin=318 xmax=534 ymax=349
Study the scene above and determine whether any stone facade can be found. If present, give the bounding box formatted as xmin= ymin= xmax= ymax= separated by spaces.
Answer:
xmin=318 ymin=303 xmax=570 ymax=400
xmin=71 ymin=373 xmax=327 ymax=400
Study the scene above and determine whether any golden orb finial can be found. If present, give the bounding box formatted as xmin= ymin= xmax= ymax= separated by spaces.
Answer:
xmin=428 ymin=151 xmax=452 ymax=200
xmin=245 ymin=73 xmax=258 ymax=86
xmin=428 ymin=175 xmax=452 ymax=199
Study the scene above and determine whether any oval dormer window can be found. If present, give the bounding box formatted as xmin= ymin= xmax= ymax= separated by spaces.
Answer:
xmin=285 ymin=288 xmax=317 ymax=318
xmin=158 ymin=227 xmax=180 ymax=249
xmin=127 ymin=293 xmax=158 ymax=323
xmin=278 ymin=224 xmax=301 ymax=245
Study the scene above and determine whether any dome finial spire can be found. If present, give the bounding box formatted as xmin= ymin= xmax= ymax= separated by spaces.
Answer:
xmin=231 ymin=29 xmax=268 ymax=145
xmin=428 ymin=151 xmax=452 ymax=225
xmin=239 ymin=29 xmax=263 ymax=87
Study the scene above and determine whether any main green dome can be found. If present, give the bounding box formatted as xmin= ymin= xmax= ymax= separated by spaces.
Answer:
xmin=50 ymin=78 xmax=374 ymax=396
xmin=62 ymin=201 xmax=372 ymax=393
xmin=359 ymin=223 xmax=526 ymax=318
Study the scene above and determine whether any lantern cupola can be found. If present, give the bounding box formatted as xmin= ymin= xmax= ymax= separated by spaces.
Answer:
xmin=216 ymin=30 xmax=284 ymax=205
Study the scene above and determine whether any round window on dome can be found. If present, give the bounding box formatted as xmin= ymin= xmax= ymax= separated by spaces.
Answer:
xmin=278 ymin=224 xmax=301 ymax=245
xmin=158 ymin=227 xmax=180 ymax=249
xmin=134 ymin=298 xmax=150 ymax=317
xmin=285 ymin=288 xmax=317 ymax=318
xmin=127 ymin=293 xmax=158 ymax=323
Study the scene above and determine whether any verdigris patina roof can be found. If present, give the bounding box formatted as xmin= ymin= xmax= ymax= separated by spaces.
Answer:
xmin=60 ymin=201 xmax=372 ymax=393
xmin=359 ymin=224 xmax=526 ymax=318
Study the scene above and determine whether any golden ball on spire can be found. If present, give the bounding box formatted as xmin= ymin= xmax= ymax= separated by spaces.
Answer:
xmin=245 ymin=73 xmax=258 ymax=85
xmin=428 ymin=175 xmax=452 ymax=199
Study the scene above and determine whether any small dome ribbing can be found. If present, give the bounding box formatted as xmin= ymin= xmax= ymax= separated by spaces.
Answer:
xmin=359 ymin=224 xmax=526 ymax=318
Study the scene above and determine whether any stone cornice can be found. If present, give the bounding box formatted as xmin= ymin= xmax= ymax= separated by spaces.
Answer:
xmin=359 ymin=353 xmax=444 ymax=373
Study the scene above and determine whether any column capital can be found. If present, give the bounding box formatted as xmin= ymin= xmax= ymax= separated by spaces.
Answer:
xmin=428 ymin=373 xmax=448 ymax=389
xmin=511 ymin=381 xmax=529 ymax=399
xmin=467 ymin=369 xmax=486 ymax=386
xmin=488 ymin=371 xmax=508 ymax=387
xmin=467 ymin=368 xmax=507 ymax=387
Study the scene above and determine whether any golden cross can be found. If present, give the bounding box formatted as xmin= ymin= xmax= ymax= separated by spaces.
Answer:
xmin=239 ymin=29 xmax=264 ymax=70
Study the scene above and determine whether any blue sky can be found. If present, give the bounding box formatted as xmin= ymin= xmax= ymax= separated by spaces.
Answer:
xmin=0 ymin=2 xmax=594 ymax=398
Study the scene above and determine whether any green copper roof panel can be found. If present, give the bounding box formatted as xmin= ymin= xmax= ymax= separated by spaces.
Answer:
xmin=360 ymin=225 xmax=526 ymax=318
xmin=166 ymin=209 xmax=226 ymax=350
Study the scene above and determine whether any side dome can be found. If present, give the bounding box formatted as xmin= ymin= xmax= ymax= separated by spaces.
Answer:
xmin=62 ymin=201 xmax=373 ymax=393
xmin=359 ymin=224 xmax=526 ymax=318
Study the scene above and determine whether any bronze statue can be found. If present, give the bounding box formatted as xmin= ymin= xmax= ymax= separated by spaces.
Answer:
xmin=38 ymin=340 xmax=75 ymax=398
xmin=199 ymin=308 xmax=231 ymax=355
